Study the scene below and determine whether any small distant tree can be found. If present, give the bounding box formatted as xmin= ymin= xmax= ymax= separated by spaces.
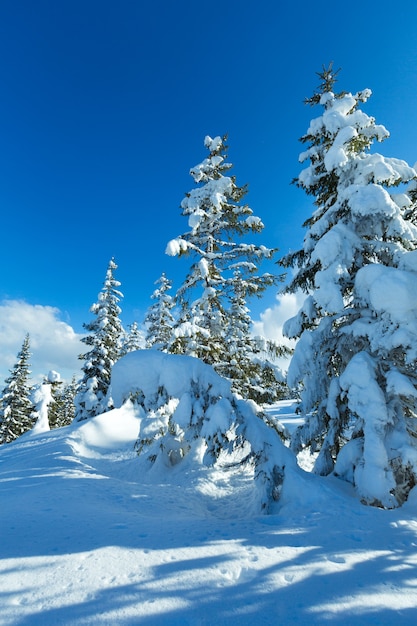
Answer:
xmin=217 ymin=270 xmax=290 ymax=402
xmin=250 ymin=336 xmax=291 ymax=404
xmin=59 ymin=376 xmax=77 ymax=426
xmin=121 ymin=322 xmax=144 ymax=357
xmin=166 ymin=135 xmax=283 ymax=399
xmin=216 ymin=269 xmax=255 ymax=389
xmin=33 ymin=372 xmax=76 ymax=429
xmin=144 ymin=273 xmax=175 ymax=351
xmin=0 ymin=334 xmax=35 ymax=444
xmin=42 ymin=371 xmax=66 ymax=429
xmin=75 ymin=258 xmax=124 ymax=421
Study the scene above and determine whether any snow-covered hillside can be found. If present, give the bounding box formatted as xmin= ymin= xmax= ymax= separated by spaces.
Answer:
xmin=1 ymin=399 xmax=417 ymax=625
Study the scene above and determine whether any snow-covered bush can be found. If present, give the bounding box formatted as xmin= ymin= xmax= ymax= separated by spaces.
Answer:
xmin=31 ymin=378 xmax=54 ymax=434
xmin=110 ymin=350 xmax=295 ymax=511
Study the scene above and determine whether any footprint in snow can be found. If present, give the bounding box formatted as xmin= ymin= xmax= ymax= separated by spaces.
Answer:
xmin=326 ymin=555 xmax=346 ymax=564
xmin=218 ymin=566 xmax=256 ymax=585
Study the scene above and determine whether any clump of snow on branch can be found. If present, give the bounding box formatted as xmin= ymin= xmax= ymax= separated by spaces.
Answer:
xmin=165 ymin=237 xmax=188 ymax=257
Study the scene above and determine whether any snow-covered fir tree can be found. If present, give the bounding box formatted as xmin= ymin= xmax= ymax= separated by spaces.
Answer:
xmin=166 ymin=135 xmax=281 ymax=398
xmin=120 ymin=322 xmax=144 ymax=357
xmin=218 ymin=269 xmax=290 ymax=402
xmin=75 ymin=258 xmax=124 ymax=421
xmin=216 ymin=269 xmax=257 ymax=393
xmin=144 ymin=273 xmax=175 ymax=351
xmin=281 ymin=65 xmax=417 ymax=507
xmin=59 ymin=376 xmax=77 ymax=426
xmin=0 ymin=334 xmax=35 ymax=444
xmin=41 ymin=370 xmax=74 ymax=429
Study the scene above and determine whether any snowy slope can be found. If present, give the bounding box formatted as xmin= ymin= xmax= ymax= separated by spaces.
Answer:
xmin=1 ymin=402 xmax=417 ymax=625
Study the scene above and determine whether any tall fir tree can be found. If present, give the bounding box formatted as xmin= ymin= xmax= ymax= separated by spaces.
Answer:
xmin=75 ymin=258 xmax=124 ymax=421
xmin=144 ymin=273 xmax=175 ymax=351
xmin=0 ymin=334 xmax=35 ymax=443
xmin=281 ymin=65 xmax=417 ymax=507
xmin=166 ymin=135 xmax=282 ymax=399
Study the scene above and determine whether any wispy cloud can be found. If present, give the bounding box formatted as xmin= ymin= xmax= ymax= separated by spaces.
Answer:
xmin=252 ymin=292 xmax=304 ymax=370
xmin=0 ymin=300 xmax=84 ymax=384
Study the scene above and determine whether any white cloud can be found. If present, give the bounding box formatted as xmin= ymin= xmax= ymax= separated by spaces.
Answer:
xmin=0 ymin=300 xmax=85 ymax=384
xmin=252 ymin=292 xmax=305 ymax=370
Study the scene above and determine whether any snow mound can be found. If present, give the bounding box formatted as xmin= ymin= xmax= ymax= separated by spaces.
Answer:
xmin=110 ymin=350 xmax=231 ymax=407
xmin=355 ymin=263 xmax=417 ymax=323
xmin=68 ymin=402 xmax=141 ymax=459
xmin=110 ymin=350 xmax=297 ymax=512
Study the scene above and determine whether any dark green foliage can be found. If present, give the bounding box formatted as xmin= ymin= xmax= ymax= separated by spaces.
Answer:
xmin=75 ymin=258 xmax=124 ymax=421
xmin=121 ymin=322 xmax=144 ymax=357
xmin=47 ymin=375 xmax=76 ymax=428
xmin=144 ymin=274 xmax=175 ymax=351
xmin=0 ymin=334 xmax=35 ymax=444
xmin=167 ymin=135 xmax=286 ymax=402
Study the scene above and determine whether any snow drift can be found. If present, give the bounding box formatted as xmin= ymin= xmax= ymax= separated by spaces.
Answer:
xmin=110 ymin=350 xmax=296 ymax=511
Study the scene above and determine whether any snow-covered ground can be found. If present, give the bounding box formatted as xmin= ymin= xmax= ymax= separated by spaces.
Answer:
xmin=1 ymin=401 xmax=417 ymax=625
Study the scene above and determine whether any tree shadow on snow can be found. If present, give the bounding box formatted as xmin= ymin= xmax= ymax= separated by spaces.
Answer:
xmin=2 ymin=432 xmax=417 ymax=624
xmin=5 ymin=510 xmax=417 ymax=626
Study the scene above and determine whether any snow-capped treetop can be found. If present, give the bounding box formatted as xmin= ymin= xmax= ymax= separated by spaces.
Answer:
xmin=284 ymin=82 xmax=417 ymax=312
xmin=188 ymin=136 xmax=230 ymax=184
xmin=167 ymin=135 xmax=275 ymax=269
xmin=204 ymin=134 xmax=223 ymax=153
xmin=298 ymin=89 xmax=414 ymax=193
xmin=47 ymin=370 xmax=61 ymax=383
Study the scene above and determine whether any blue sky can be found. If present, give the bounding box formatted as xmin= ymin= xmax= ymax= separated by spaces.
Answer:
xmin=1 ymin=0 xmax=417 ymax=379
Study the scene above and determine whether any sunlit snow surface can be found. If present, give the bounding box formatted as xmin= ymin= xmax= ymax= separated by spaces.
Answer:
xmin=1 ymin=401 xmax=417 ymax=625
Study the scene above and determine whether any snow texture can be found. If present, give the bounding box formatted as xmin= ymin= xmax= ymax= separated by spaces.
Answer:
xmin=1 ymin=399 xmax=417 ymax=625
xmin=339 ymin=352 xmax=396 ymax=508
xmin=30 ymin=382 xmax=53 ymax=434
